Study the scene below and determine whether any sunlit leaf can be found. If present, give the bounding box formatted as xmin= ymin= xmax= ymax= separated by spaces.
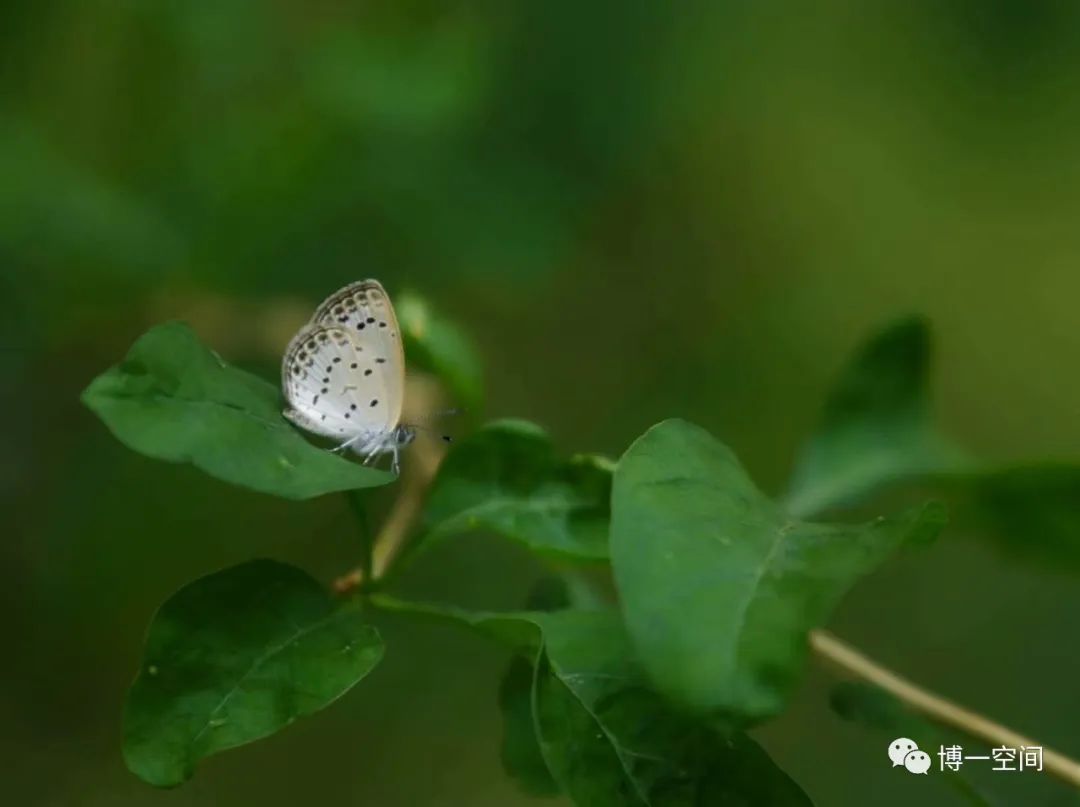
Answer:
xmin=611 ymin=419 xmax=946 ymax=722
xmin=124 ymin=560 xmax=383 ymax=787
xmin=411 ymin=420 xmax=612 ymax=561
xmin=82 ymin=322 xmax=393 ymax=499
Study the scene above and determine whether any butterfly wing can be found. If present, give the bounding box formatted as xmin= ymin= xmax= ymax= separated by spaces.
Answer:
xmin=310 ymin=279 xmax=406 ymax=427
xmin=281 ymin=324 xmax=400 ymax=440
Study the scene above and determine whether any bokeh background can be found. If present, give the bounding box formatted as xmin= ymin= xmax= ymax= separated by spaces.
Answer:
xmin=4 ymin=1 xmax=1080 ymax=805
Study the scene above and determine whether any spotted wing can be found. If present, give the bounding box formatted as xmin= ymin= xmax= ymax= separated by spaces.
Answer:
xmin=310 ymin=279 xmax=406 ymax=426
xmin=281 ymin=324 xmax=399 ymax=441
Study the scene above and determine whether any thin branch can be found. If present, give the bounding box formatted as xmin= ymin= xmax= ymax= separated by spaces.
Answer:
xmin=810 ymin=628 xmax=1080 ymax=788
xmin=333 ymin=376 xmax=447 ymax=594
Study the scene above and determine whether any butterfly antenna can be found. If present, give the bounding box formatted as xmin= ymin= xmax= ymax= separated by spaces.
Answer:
xmin=409 ymin=422 xmax=455 ymax=443
xmin=413 ymin=407 xmax=464 ymax=425
xmin=408 ymin=407 xmax=462 ymax=443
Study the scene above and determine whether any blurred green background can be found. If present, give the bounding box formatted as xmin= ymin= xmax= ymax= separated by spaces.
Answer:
xmin=4 ymin=1 xmax=1080 ymax=804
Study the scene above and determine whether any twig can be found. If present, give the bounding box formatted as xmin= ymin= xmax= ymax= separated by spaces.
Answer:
xmin=810 ymin=628 xmax=1080 ymax=788
xmin=333 ymin=376 xmax=447 ymax=594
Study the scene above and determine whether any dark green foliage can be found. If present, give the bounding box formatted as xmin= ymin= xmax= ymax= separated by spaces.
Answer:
xmin=830 ymin=683 xmax=994 ymax=806
xmin=123 ymin=560 xmax=383 ymax=787
xmin=415 ymin=420 xmax=612 ymax=561
xmin=787 ymin=316 xmax=1080 ymax=571
xmin=498 ymin=656 xmax=559 ymax=797
xmin=532 ymin=610 xmax=814 ymax=807
xmin=370 ymin=598 xmax=814 ymax=806
xmin=964 ymin=464 xmax=1080 ymax=571
xmin=786 ymin=316 xmax=971 ymax=517
xmin=87 ymin=310 xmax=1080 ymax=803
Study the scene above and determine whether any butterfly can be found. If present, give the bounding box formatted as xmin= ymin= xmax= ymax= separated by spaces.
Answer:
xmin=281 ymin=280 xmax=416 ymax=474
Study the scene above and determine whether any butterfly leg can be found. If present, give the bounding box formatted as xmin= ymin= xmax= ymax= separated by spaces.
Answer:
xmin=332 ymin=434 xmax=364 ymax=454
xmin=360 ymin=442 xmax=383 ymax=466
xmin=390 ymin=444 xmax=401 ymax=476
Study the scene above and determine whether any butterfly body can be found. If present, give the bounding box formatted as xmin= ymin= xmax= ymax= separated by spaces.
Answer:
xmin=281 ymin=280 xmax=413 ymax=473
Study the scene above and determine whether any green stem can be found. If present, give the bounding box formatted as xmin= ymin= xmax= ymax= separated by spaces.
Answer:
xmin=343 ymin=490 xmax=374 ymax=582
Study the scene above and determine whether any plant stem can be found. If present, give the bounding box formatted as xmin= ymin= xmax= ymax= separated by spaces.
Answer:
xmin=333 ymin=376 xmax=447 ymax=594
xmin=810 ymin=629 xmax=1080 ymax=788
xmin=343 ymin=490 xmax=373 ymax=581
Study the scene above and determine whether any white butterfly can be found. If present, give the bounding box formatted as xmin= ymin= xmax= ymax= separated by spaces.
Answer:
xmin=281 ymin=280 xmax=416 ymax=474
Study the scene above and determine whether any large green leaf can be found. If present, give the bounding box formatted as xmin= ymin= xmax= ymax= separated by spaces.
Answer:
xmin=611 ymin=419 xmax=946 ymax=722
xmin=82 ymin=322 xmax=393 ymax=499
xmin=785 ymin=316 xmax=971 ymax=517
xmin=124 ymin=560 xmax=383 ymax=787
xmin=412 ymin=420 xmax=612 ymax=561
xmin=370 ymin=597 xmax=813 ymax=806
xmin=397 ymin=291 xmax=484 ymax=411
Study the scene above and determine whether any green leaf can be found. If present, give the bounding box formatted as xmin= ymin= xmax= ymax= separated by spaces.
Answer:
xmin=830 ymin=683 xmax=994 ymax=806
xmin=82 ymin=322 xmax=394 ymax=499
xmin=785 ymin=316 xmax=971 ymax=518
xmin=397 ymin=291 xmax=484 ymax=411
xmin=496 ymin=578 xmax=572 ymax=799
xmin=962 ymin=464 xmax=1080 ymax=572
xmin=494 ymin=574 xmax=608 ymax=799
xmin=124 ymin=560 xmax=383 ymax=787
xmin=782 ymin=316 xmax=1080 ymax=572
xmin=367 ymin=594 xmax=542 ymax=651
xmin=532 ymin=610 xmax=814 ymax=807
xmin=369 ymin=597 xmax=813 ymax=806
xmin=412 ymin=420 xmax=613 ymax=561
xmin=611 ymin=419 xmax=946 ymax=723
xmin=498 ymin=655 xmax=560 ymax=797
